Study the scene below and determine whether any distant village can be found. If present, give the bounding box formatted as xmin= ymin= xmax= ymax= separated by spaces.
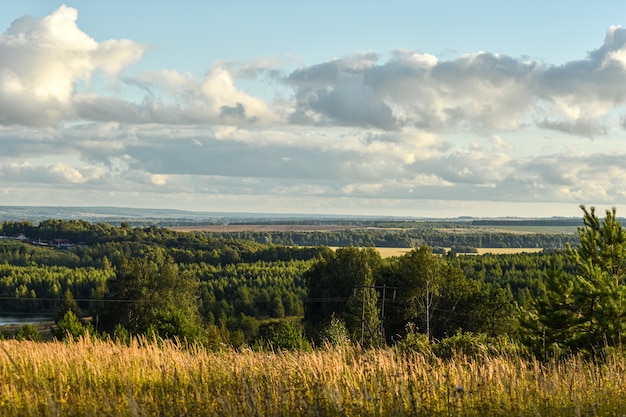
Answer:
xmin=0 ymin=233 xmax=88 ymax=248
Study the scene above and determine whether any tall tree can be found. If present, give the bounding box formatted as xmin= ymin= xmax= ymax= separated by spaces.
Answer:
xmin=98 ymin=257 xmax=203 ymax=342
xmin=304 ymin=247 xmax=382 ymax=345
xmin=529 ymin=206 xmax=626 ymax=354
xmin=385 ymin=246 xmax=515 ymax=341
xmin=56 ymin=288 xmax=81 ymax=322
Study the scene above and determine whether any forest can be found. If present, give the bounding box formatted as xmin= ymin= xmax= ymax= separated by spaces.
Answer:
xmin=0 ymin=206 xmax=622 ymax=359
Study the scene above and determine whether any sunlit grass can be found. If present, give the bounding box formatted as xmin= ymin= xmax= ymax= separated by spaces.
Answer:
xmin=0 ymin=336 xmax=625 ymax=416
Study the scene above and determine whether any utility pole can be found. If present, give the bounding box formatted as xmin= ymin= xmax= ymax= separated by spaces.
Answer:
xmin=354 ymin=284 xmax=398 ymax=346
xmin=425 ymin=280 xmax=431 ymax=339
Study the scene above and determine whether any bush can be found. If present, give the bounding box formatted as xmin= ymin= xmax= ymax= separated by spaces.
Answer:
xmin=432 ymin=331 xmax=524 ymax=359
xmin=147 ymin=310 xmax=204 ymax=343
xmin=255 ymin=319 xmax=311 ymax=351
xmin=319 ymin=315 xmax=350 ymax=347
xmin=15 ymin=324 xmax=40 ymax=342
xmin=394 ymin=322 xmax=432 ymax=355
xmin=55 ymin=310 xmax=85 ymax=341
xmin=112 ymin=323 xmax=130 ymax=344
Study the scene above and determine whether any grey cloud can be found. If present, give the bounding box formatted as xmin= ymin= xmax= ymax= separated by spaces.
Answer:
xmin=537 ymin=118 xmax=607 ymax=138
xmin=290 ymin=72 xmax=397 ymax=130
xmin=219 ymin=102 xmax=257 ymax=123
xmin=72 ymin=95 xmax=149 ymax=124
xmin=220 ymin=103 xmax=246 ymax=119
xmin=286 ymin=52 xmax=379 ymax=86
xmin=307 ymin=78 xmax=397 ymax=129
xmin=0 ymin=83 xmax=68 ymax=126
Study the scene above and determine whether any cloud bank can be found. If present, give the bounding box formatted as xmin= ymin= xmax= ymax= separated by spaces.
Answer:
xmin=1 ymin=6 xmax=626 ymax=217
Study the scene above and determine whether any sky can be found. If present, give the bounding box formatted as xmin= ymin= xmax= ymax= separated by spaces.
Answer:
xmin=1 ymin=2 xmax=626 ymax=218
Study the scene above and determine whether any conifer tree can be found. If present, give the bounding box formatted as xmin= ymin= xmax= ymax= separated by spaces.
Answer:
xmin=529 ymin=206 xmax=626 ymax=354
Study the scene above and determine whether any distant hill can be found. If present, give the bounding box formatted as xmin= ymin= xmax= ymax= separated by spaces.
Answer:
xmin=0 ymin=206 xmax=401 ymax=225
xmin=0 ymin=205 xmax=606 ymax=227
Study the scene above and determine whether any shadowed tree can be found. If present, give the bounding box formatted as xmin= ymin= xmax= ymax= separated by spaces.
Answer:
xmin=304 ymin=247 xmax=381 ymax=345
xmin=56 ymin=288 xmax=82 ymax=322
xmin=98 ymin=257 xmax=203 ymax=342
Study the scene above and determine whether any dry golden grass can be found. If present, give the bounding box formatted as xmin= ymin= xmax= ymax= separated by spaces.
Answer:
xmin=0 ymin=336 xmax=625 ymax=416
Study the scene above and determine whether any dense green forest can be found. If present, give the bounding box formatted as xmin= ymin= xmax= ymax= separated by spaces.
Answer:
xmin=0 ymin=207 xmax=623 ymax=358
xmin=205 ymin=227 xmax=577 ymax=249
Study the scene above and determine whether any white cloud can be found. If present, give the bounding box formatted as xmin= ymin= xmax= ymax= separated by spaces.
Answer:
xmin=0 ymin=6 xmax=144 ymax=126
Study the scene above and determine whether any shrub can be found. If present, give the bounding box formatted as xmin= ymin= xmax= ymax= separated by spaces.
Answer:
xmin=15 ymin=324 xmax=40 ymax=342
xmin=255 ymin=319 xmax=311 ymax=351
xmin=319 ymin=315 xmax=350 ymax=347
xmin=112 ymin=323 xmax=130 ymax=344
xmin=394 ymin=322 xmax=432 ymax=355
xmin=432 ymin=330 xmax=524 ymax=359
xmin=55 ymin=310 xmax=85 ymax=341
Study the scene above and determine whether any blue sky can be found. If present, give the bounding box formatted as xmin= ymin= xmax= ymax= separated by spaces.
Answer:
xmin=1 ymin=2 xmax=626 ymax=218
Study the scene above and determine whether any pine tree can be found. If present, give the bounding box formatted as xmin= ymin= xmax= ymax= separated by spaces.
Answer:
xmin=56 ymin=288 xmax=82 ymax=322
xmin=530 ymin=206 xmax=626 ymax=354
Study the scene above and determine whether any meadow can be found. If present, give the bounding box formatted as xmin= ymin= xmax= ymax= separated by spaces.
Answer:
xmin=1 ymin=336 xmax=625 ymax=416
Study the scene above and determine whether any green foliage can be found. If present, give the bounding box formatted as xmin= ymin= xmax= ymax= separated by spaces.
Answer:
xmin=304 ymin=247 xmax=382 ymax=346
xmin=431 ymin=331 xmax=524 ymax=359
xmin=393 ymin=322 xmax=431 ymax=355
xmin=56 ymin=288 xmax=81 ymax=321
xmin=385 ymin=246 xmax=516 ymax=341
xmin=0 ymin=218 xmax=586 ymax=353
xmin=112 ymin=323 xmax=131 ymax=344
xmin=147 ymin=310 xmax=204 ymax=342
xmin=55 ymin=310 xmax=86 ymax=340
xmin=318 ymin=315 xmax=350 ymax=347
xmin=0 ymin=263 xmax=112 ymax=314
xmin=255 ymin=319 xmax=311 ymax=351
xmin=207 ymin=226 xmax=577 ymax=250
xmin=528 ymin=206 xmax=626 ymax=355
xmin=99 ymin=257 xmax=204 ymax=343
xmin=15 ymin=324 xmax=41 ymax=341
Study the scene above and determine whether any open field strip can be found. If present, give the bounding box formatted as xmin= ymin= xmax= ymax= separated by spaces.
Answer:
xmin=1 ymin=337 xmax=626 ymax=416
xmin=471 ymin=225 xmax=579 ymax=234
xmin=375 ymin=247 xmax=544 ymax=258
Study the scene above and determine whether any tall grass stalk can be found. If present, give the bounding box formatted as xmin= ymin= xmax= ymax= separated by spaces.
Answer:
xmin=0 ymin=335 xmax=625 ymax=416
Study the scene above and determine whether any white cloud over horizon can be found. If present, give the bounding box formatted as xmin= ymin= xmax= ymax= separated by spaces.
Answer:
xmin=1 ymin=5 xmax=626 ymax=218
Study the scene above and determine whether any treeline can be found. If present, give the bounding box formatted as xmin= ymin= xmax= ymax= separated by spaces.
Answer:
xmin=1 ymin=218 xmax=579 ymax=249
xmin=471 ymin=218 xmax=583 ymax=227
xmin=206 ymin=229 xmax=576 ymax=249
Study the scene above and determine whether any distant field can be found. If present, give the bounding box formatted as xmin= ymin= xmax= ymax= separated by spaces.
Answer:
xmin=374 ymin=247 xmax=544 ymax=258
xmin=171 ymin=223 xmax=579 ymax=235
xmin=170 ymin=224 xmax=367 ymax=232
xmin=470 ymin=225 xmax=579 ymax=234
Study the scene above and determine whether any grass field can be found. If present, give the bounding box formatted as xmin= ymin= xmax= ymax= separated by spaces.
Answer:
xmin=0 ymin=336 xmax=625 ymax=416
xmin=375 ymin=247 xmax=544 ymax=258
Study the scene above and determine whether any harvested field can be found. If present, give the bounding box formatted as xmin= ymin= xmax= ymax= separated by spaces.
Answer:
xmin=374 ymin=247 xmax=544 ymax=258
xmin=170 ymin=224 xmax=368 ymax=232
xmin=475 ymin=247 xmax=544 ymax=255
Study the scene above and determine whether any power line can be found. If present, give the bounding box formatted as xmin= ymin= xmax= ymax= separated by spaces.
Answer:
xmin=353 ymin=284 xmax=398 ymax=346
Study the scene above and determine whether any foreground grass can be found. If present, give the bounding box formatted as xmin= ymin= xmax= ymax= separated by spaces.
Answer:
xmin=0 ymin=337 xmax=625 ymax=416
